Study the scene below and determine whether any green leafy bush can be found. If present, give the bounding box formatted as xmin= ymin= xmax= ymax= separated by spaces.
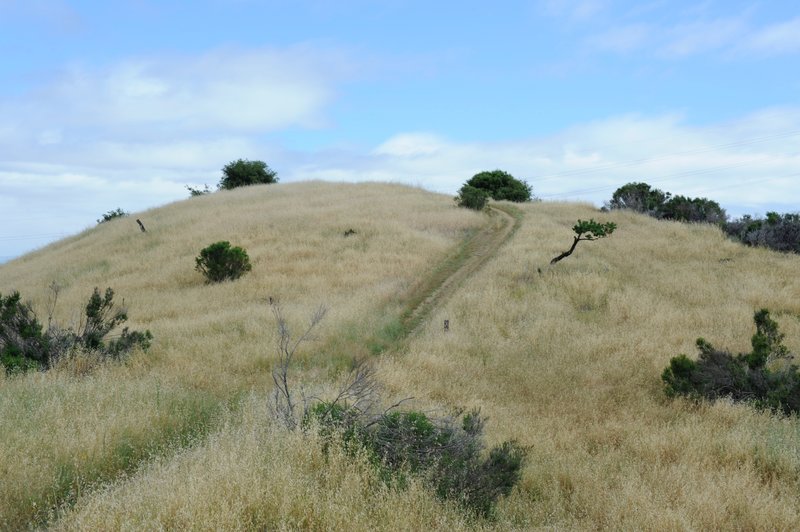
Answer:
xmin=550 ymin=219 xmax=617 ymax=264
xmin=218 ymin=159 xmax=278 ymax=190
xmin=464 ymin=170 xmax=533 ymax=202
xmin=97 ymin=208 xmax=129 ymax=224
xmin=662 ymin=309 xmax=800 ymax=416
xmin=0 ymin=287 xmax=152 ymax=373
xmin=195 ymin=241 xmax=252 ymax=283
xmin=455 ymin=184 xmax=489 ymax=210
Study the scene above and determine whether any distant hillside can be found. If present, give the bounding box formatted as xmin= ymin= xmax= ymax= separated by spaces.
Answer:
xmin=2 ymin=182 xmax=800 ymax=530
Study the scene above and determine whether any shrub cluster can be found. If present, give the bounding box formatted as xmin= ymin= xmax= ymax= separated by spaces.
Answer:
xmin=606 ymin=182 xmax=726 ymax=224
xmin=0 ymin=287 xmax=152 ymax=373
xmin=662 ymin=309 xmax=800 ymax=416
xmin=307 ymin=403 xmax=526 ymax=518
xmin=724 ymin=212 xmax=800 ymax=254
xmin=195 ymin=241 xmax=252 ymax=283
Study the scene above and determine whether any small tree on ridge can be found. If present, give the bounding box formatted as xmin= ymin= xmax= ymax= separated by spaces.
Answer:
xmin=218 ymin=159 xmax=278 ymax=190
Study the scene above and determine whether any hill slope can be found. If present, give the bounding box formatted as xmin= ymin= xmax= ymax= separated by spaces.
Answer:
xmin=3 ymin=184 xmax=800 ymax=529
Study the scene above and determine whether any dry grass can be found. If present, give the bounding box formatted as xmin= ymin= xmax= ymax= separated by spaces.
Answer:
xmin=4 ymin=185 xmax=800 ymax=529
xmin=55 ymin=395 xmax=477 ymax=532
xmin=379 ymin=201 xmax=800 ymax=529
xmin=0 ymin=182 xmax=483 ymax=529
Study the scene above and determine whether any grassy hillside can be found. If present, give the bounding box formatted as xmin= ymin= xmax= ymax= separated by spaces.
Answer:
xmin=3 ymin=183 xmax=800 ymax=529
xmin=0 ymin=182 xmax=484 ymax=528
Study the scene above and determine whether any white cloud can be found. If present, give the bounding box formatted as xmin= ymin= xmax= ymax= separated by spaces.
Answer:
xmin=1 ymin=45 xmax=351 ymax=146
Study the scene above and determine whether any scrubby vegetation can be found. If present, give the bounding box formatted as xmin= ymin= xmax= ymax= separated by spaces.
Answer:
xmin=218 ymin=158 xmax=278 ymax=190
xmin=0 ymin=286 xmax=151 ymax=373
xmin=96 ymin=208 xmax=129 ymax=224
xmin=195 ymin=241 xmax=252 ymax=283
xmin=606 ymin=182 xmax=726 ymax=223
xmin=268 ymin=303 xmax=525 ymax=518
xmin=725 ymin=212 xmax=800 ymax=254
xmin=663 ymin=309 xmax=800 ymax=415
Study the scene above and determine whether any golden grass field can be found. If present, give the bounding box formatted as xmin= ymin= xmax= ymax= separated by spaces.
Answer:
xmin=2 ymin=182 xmax=800 ymax=530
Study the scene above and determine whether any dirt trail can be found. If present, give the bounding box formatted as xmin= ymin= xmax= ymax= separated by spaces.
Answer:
xmin=398 ymin=204 xmax=521 ymax=339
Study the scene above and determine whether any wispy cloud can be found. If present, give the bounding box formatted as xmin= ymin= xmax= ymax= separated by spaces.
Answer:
xmin=744 ymin=16 xmax=800 ymax=55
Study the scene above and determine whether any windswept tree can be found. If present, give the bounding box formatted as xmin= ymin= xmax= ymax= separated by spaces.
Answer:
xmin=218 ymin=159 xmax=278 ymax=190
xmin=550 ymin=219 xmax=616 ymax=265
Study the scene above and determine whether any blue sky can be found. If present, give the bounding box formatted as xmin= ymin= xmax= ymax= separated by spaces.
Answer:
xmin=1 ymin=0 xmax=799 ymax=261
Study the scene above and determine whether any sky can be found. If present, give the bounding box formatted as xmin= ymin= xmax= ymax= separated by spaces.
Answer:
xmin=1 ymin=0 xmax=799 ymax=262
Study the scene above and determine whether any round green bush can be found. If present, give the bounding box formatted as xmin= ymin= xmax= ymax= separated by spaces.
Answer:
xmin=455 ymin=184 xmax=489 ymax=210
xmin=465 ymin=170 xmax=532 ymax=202
xmin=218 ymin=159 xmax=278 ymax=190
xmin=195 ymin=241 xmax=252 ymax=283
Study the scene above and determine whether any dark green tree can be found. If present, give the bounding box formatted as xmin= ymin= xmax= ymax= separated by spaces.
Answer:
xmin=550 ymin=219 xmax=616 ymax=264
xmin=218 ymin=159 xmax=278 ymax=190
xmin=465 ymin=170 xmax=532 ymax=202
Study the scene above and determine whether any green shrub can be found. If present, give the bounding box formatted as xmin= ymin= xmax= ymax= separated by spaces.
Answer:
xmin=662 ymin=309 xmax=800 ymax=416
xmin=218 ymin=159 xmax=278 ymax=190
xmin=464 ymin=170 xmax=533 ymax=202
xmin=0 ymin=287 xmax=152 ymax=373
xmin=455 ymin=184 xmax=489 ymax=210
xmin=306 ymin=404 xmax=526 ymax=518
xmin=195 ymin=241 xmax=252 ymax=283
xmin=97 ymin=208 xmax=129 ymax=224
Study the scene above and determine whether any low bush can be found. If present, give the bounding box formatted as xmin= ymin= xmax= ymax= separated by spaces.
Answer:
xmin=195 ymin=241 xmax=252 ymax=283
xmin=0 ymin=286 xmax=152 ymax=373
xmin=662 ymin=309 xmax=800 ymax=416
xmin=307 ymin=403 xmax=526 ymax=518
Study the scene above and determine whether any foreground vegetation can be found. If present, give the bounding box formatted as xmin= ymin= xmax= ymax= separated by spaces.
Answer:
xmin=2 ymin=183 xmax=800 ymax=529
